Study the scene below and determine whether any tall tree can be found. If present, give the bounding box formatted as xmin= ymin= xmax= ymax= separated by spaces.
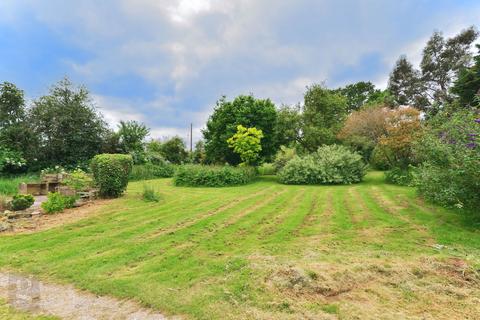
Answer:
xmin=30 ymin=78 xmax=109 ymax=168
xmin=388 ymin=27 xmax=478 ymax=113
xmin=300 ymin=84 xmax=347 ymax=152
xmin=275 ymin=104 xmax=301 ymax=147
xmin=388 ymin=56 xmax=424 ymax=106
xmin=118 ymin=120 xmax=150 ymax=154
xmin=335 ymin=81 xmax=383 ymax=112
xmin=0 ymin=82 xmax=34 ymax=156
xmin=451 ymin=44 xmax=480 ymax=107
xmin=203 ymin=95 xmax=277 ymax=165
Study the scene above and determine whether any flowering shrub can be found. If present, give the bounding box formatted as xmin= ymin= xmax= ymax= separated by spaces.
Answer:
xmin=0 ymin=147 xmax=26 ymax=173
xmin=63 ymin=169 xmax=93 ymax=191
xmin=414 ymin=110 xmax=480 ymax=211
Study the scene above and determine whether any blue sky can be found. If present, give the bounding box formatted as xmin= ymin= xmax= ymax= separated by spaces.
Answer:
xmin=0 ymin=0 xmax=479 ymax=141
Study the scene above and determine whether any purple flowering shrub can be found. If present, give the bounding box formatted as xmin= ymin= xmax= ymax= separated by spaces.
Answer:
xmin=414 ymin=110 xmax=480 ymax=211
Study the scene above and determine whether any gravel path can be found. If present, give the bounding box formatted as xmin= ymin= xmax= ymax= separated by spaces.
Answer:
xmin=0 ymin=272 xmax=174 ymax=320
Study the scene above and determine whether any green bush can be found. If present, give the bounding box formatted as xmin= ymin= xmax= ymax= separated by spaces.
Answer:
xmin=9 ymin=194 xmax=34 ymax=211
xmin=129 ymin=163 xmax=175 ymax=181
xmin=64 ymin=169 xmax=93 ymax=191
xmin=384 ymin=166 xmax=416 ymax=186
xmin=273 ymin=146 xmax=297 ymax=172
xmin=142 ymin=184 xmax=161 ymax=202
xmin=369 ymin=145 xmax=391 ymax=170
xmin=41 ymin=192 xmax=76 ymax=214
xmin=91 ymin=154 xmax=133 ymax=198
xmin=413 ymin=110 xmax=479 ymax=211
xmin=278 ymin=144 xmax=367 ymax=185
xmin=173 ymin=165 xmax=256 ymax=187
xmin=258 ymin=163 xmax=276 ymax=175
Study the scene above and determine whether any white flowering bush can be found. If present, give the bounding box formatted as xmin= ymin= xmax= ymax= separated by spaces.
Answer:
xmin=0 ymin=147 xmax=26 ymax=173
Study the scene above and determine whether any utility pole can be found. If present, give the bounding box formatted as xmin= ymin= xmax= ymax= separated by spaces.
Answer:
xmin=190 ymin=123 xmax=193 ymax=153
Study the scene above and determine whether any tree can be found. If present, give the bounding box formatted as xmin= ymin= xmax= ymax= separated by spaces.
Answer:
xmin=0 ymin=82 xmax=35 ymax=163
xmin=388 ymin=56 xmax=425 ymax=106
xmin=227 ymin=125 xmax=264 ymax=166
xmin=335 ymin=81 xmax=383 ymax=112
xmin=337 ymin=105 xmax=390 ymax=160
xmin=29 ymin=78 xmax=109 ymax=168
xmin=192 ymin=140 xmax=206 ymax=164
xmin=203 ymin=95 xmax=277 ymax=164
xmin=159 ymin=136 xmax=188 ymax=164
xmin=275 ymin=104 xmax=301 ymax=147
xmin=377 ymin=107 xmax=422 ymax=169
xmin=300 ymin=84 xmax=347 ymax=152
xmin=451 ymin=44 xmax=480 ymax=108
xmin=388 ymin=27 xmax=478 ymax=114
xmin=118 ymin=120 xmax=150 ymax=163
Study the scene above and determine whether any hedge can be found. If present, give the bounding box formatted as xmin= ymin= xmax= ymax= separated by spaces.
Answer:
xmin=173 ymin=165 xmax=256 ymax=187
xmin=91 ymin=154 xmax=133 ymax=198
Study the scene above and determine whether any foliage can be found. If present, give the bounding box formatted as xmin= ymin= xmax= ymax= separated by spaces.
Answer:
xmin=384 ymin=166 xmax=416 ymax=186
xmin=451 ymin=44 xmax=480 ymax=108
xmin=337 ymin=105 xmax=390 ymax=161
xmin=192 ymin=140 xmax=206 ymax=164
xmin=41 ymin=192 xmax=76 ymax=214
xmin=40 ymin=166 xmax=67 ymax=175
xmin=118 ymin=120 xmax=150 ymax=164
xmin=278 ymin=145 xmax=367 ymax=185
xmin=300 ymin=84 xmax=347 ymax=152
xmin=158 ymin=136 xmax=188 ymax=164
xmin=369 ymin=145 xmax=391 ymax=170
xmin=9 ymin=194 xmax=34 ymax=211
xmin=388 ymin=27 xmax=478 ymax=114
xmin=129 ymin=163 xmax=175 ymax=181
xmin=142 ymin=184 xmax=161 ymax=202
xmin=377 ymin=107 xmax=422 ymax=169
xmin=0 ymin=82 xmax=34 ymax=163
xmin=0 ymin=147 xmax=27 ymax=173
xmin=63 ymin=169 xmax=93 ymax=191
xmin=227 ymin=125 xmax=264 ymax=166
xmin=413 ymin=110 xmax=480 ymax=211
xmin=203 ymin=95 xmax=278 ymax=165
xmin=173 ymin=165 xmax=256 ymax=187
xmin=275 ymin=104 xmax=301 ymax=147
xmin=90 ymin=154 xmax=133 ymax=198
xmin=29 ymin=78 xmax=109 ymax=169
xmin=257 ymin=163 xmax=275 ymax=175
xmin=273 ymin=146 xmax=297 ymax=172
xmin=334 ymin=81 xmax=384 ymax=112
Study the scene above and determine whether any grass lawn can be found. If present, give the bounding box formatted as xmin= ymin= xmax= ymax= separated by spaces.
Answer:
xmin=0 ymin=171 xmax=479 ymax=319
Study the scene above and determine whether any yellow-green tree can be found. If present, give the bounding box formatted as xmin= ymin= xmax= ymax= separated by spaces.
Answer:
xmin=227 ymin=125 xmax=264 ymax=166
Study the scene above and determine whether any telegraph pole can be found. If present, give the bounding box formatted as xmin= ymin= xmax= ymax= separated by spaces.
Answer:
xmin=190 ymin=123 xmax=193 ymax=153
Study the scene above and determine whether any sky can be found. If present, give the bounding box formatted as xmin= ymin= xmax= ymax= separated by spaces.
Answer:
xmin=0 ymin=0 xmax=479 ymax=143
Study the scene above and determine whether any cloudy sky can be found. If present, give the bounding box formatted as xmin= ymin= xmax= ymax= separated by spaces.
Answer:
xmin=0 ymin=0 xmax=479 ymax=142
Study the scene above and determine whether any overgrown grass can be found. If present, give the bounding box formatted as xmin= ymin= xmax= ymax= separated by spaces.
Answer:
xmin=0 ymin=172 xmax=479 ymax=319
xmin=0 ymin=174 xmax=39 ymax=196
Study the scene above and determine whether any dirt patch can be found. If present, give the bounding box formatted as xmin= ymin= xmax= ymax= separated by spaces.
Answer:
xmin=0 ymin=272 xmax=178 ymax=320
xmin=1 ymin=199 xmax=113 ymax=235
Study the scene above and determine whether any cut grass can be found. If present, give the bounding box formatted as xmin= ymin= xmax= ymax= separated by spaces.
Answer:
xmin=0 ymin=172 xmax=479 ymax=319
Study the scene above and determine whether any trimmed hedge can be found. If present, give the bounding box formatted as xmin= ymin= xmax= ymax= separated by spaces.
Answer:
xmin=129 ymin=163 xmax=175 ymax=181
xmin=91 ymin=154 xmax=133 ymax=198
xmin=278 ymin=145 xmax=367 ymax=185
xmin=173 ymin=165 xmax=256 ymax=187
